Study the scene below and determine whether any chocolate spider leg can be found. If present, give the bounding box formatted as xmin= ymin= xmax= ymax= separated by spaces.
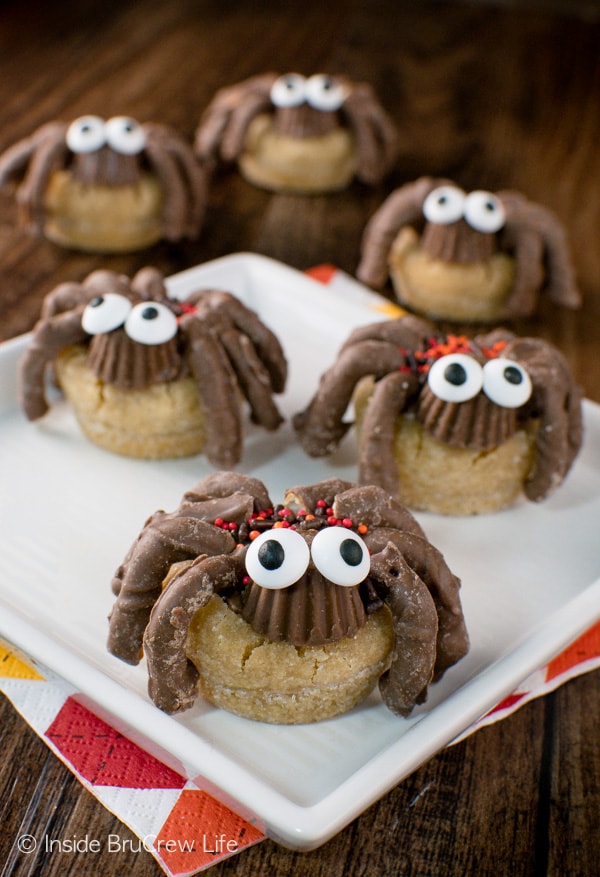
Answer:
xmin=183 ymin=470 xmax=273 ymax=511
xmin=108 ymin=514 xmax=236 ymax=664
xmin=367 ymin=528 xmax=468 ymax=678
xmin=219 ymin=79 xmax=277 ymax=161
xmin=143 ymin=133 xmax=189 ymax=241
xmin=181 ymin=319 xmax=244 ymax=468
xmin=194 ymin=74 xmax=277 ymax=163
xmin=502 ymin=193 xmax=581 ymax=310
xmin=369 ymin=544 xmax=438 ymax=716
xmin=505 ymin=338 xmax=583 ymax=501
xmin=293 ymin=339 xmax=407 ymax=457
xmin=499 ymin=221 xmax=544 ymax=318
xmin=358 ymin=370 xmax=420 ymax=497
xmin=219 ymin=328 xmax=284 ymax=430
xmin=332 ymin=483 xmax=426 ymax=540
xmin=217 ymin=294 xmax=288 ymax=393
xmin=152 ymin=127 xmax=207 ymax=235
xmin=342 ymin=86 xmax=399 ymax=185
xmin=356 ymin=177 xmax=440 ymax=288
xmin=143 ymin=548 xmax=247 ymax=713
xmin=19 ymin=308 xmax=88 ymax=420
xmin=339 ymin=314 xmax=434 ymax=355
xmin=185 ymin=290 xmax=288 ymax=393
xmin=14 ymin=128 xmax=69 ymax=233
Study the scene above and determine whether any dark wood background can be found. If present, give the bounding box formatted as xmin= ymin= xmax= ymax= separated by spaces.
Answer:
xmin=0 ymin=1 xmax=599 ymax=875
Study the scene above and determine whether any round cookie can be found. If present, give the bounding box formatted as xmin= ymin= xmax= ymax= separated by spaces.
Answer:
xmin=19 ymin=267 xmax=287 ymax=466
xmin=54 ymin=345 xmax=206 ymax=459
xmin=108 ymin=472 xmax=469 ymax=722
xmin=0 ymin=115 xmax=206 ymax=253
xmin=238 ymin=114 xmax=356 ymax=194
xmin=357 ymin=177 xmax=581 ymax=321
xmin=195 ymin=72 xmax=398 ymax=194
xmin=186 ymin=595 xmax=394 ymax=724
xmin=293 ymin=315 xmax=583 ymax=515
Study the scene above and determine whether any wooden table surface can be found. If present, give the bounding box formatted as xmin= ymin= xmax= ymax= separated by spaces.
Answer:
xmin=0 ymin=1 xmax=599 ymax=875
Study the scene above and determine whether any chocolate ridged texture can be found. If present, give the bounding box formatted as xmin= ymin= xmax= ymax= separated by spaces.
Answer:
xmin=417 ymin=382 xmax=518 ymax=450
xmin=273 ymin=105 xmax=339 ymax=138
xmin=420 ymin=218 xmax=496 ymax=263
xmin=241 ymin=565 xmax=367 ymax=647
xmin=86 ymin=329 xmax=184 ymax=390
xmin=71 ymin=147 xmax=142 ymax=186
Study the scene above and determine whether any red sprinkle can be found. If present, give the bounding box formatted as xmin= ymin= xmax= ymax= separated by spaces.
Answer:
xmin=227 ymin=522 xmax=238 ymax=531
xmin=342 ymin=517 xmax=353 ymax=528
xmin=327 ymin=515 xmax=338 ymax=526
xmin=316 ymin=499 xmax=327 ymax=508
xmin=214 ymin=517 xmax=224 ymax=528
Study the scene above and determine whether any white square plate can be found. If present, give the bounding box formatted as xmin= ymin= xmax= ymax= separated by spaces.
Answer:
xmin=1 ymin=253 xmax=599 ymax=849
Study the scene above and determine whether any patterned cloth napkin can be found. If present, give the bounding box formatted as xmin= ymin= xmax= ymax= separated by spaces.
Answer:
xmin=1 ymin=265 xmax=599 ymax=875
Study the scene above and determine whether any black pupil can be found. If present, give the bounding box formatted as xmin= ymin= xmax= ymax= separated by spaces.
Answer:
xmin=444 ymin=362 xmax=467 ymax=386
xmin=340 ymin=538 xmax=363 ymax=567
xmin=90 ymin=296 xmax=104 ymax=308
xmin=485 ymin=201 xmax=496 ymax=212
xmin=258 ymin=540 xmax=285 ymax=571
xmin=504 ymin=365 xmax=523 ymax=385
xmin=141 ymin=306 xmax=159 ymax=321
xmin=438 ymin=195 xmax=448 ymax=205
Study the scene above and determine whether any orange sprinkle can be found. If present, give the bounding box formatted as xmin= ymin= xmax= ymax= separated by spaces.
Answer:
xmin=358 ymin=524 xmax=368 ymax=534
xmin=249 ymin=530 xmax=260 ymax=540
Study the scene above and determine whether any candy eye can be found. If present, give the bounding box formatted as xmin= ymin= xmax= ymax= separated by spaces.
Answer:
xmin=124 ymin=301 xmax=178 ymax=345
xmin=245 ymin=528 xmax=310 ymax=590
xmin=464 ymin=190 xmax=506 ymax=233
xmin=305 ymin=74 xmax=345 ymax=112
xmin=104 ymin=116 xmax=146 ymax=155
xmin=81 ymin=293 xmax=132 ymax=335
xmin=270 ymin=73 xmax=307 ymax=108
xmin=310 ymin=527 xmax=370 ymax=587
xmin=427 ymin=353 xmax=484 ymax=403
xmin=66 ymin=115 xmax=106 ymax=154
xmin=422 ymin=185 xmax=465 ymax=225
xmin=482 ymin=358 xmax=532 ymax=408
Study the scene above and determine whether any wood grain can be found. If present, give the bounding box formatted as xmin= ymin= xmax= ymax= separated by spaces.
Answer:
xmin=0 ymin=1 xmax=599 ymax=875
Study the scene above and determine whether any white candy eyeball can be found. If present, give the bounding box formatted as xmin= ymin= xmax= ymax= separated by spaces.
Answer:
xmin=310 ymin=527 xmax=370 ymax=587
xmin=124 ymin=301 xmax=178 ymax=345
xmin=422 ymin=185 xmax=466 ymax=225
xmin=482 ymin=358 xmax=532 ymax=408
xmin=270 ymin=73 xmax=307 ymax=108
xmin=245 ymin=528 xmax=310 ymax=590
xmin=305 ymin=74 xmax=345 ymax=112
xmin=464 ymin=190 xmax=506 ymax=233
xmin=104 ymin=116 xmax=146 ymax=155
xmin=66 ymin=115 xmax=106 ymax=154
xmin=427 ymin=353 xmax=484 ymax=403
xmin=81 ymin=293 xmax=132 ymax=335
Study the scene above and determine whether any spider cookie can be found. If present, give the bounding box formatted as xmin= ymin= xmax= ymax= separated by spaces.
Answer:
xmin=195 ymin=72 xmax=398 ymax=194
xmin=19 ymin=268 xmax=287 ymax=464
xmin=0 ymin=115 xmax=206 ymax=252
xmin=357 ymin=177 xmax=581 ymax=322
xmin=294 ymin=315 xmax=583 ymax=515
xmin=107 ymin=472 xmax=468 ymax=723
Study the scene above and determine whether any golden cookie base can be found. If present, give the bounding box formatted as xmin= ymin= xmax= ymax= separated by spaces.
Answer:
xmin=239 ymin=115 xmax=357 ymax=194
xmin=186 ymin=596 xmax=394 ymax=724
xmin=55 ymin=346 xmax=206 ymax=459
xmin=44 ymin=170 xmax=163 ymax=253
xmin=389 ymin=226 xmax=516 ymax=323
